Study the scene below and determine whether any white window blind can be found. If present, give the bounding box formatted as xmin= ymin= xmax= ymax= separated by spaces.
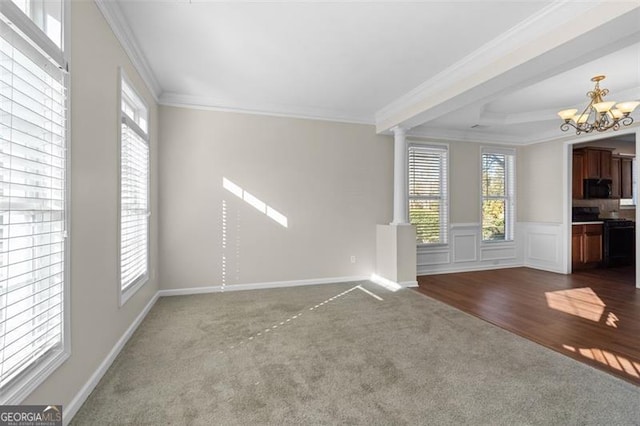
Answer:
xmin=0 ymin=12 xmax=66 ymax=395
xmin=481 ymin=149 xmax=515 ymax=241
xmin=408 ymin=144 xmax=448 ymax=245
xmin=119 ymin=75 xmax=149 ymax=298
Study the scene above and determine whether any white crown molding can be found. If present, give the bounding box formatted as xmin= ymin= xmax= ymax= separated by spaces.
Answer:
xmin=407 ymin=126 xmax=522 ymax=146
xmin=160 ymin=92 xmax=375 ymax=125
xmin=94 ymin=0 xmax=161 ymax=101
xmin=375 ymin=0 xmax=586 ymax=128
xmin=375 ymin=0 xmax=639 ymax=133
xmin=407 ymin=120 xmax=640 ymax=147
xmin=521 ymin=121 xmax=640 ymax=146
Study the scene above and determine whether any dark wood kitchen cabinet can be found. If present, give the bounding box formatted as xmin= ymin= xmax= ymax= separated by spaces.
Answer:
xmin=579 ymin=148 xmax=613 ymax=179
xmin=573 ymin=147 xmax=615 ymax=199
xmin=572 ymin=151 xmax=585 ymax=199
xmin=621 ymin=157 xmax=633 ymax=198
xmin=611 ymin=155 xmax=634 ymax=199
xmin=572 ymin=224 xmax=603 ymax=270
xmin=611 ymin=155 xmax=621 ymax=198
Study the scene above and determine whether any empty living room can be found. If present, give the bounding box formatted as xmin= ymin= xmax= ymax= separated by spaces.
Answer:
xmin=0 ymin=1 xmax=639 ymax=425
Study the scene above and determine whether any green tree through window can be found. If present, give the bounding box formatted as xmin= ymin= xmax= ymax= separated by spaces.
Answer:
xmin=482 ymin=151 xmax=515 ymax=241
xmin=409 ymin=144 xmax=448 ymax=244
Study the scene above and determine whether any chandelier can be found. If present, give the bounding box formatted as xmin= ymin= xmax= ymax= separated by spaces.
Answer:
xmin=557 ymin=75 xmax=639 ymax=135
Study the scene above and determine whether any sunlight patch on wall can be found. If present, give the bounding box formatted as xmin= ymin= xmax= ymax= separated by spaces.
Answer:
xmin=544 ymin=287 xmax=605 ymax=322
xmin=223 ymin=177 xmax=288 ymax=228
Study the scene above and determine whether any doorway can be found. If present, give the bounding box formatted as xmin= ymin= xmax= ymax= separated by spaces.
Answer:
xmin=566 ymin=130 xmax=639 ymax=288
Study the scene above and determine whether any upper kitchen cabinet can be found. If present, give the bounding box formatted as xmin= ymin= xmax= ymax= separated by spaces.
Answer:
xmin=612 ymin=155 xmax=634 ymax=199
xmin=573 ymin=150 xmax=585 ymax=199
xmin=582 ymin=148 xmax=613 ymax=179
xmin=573 ymin=147 xmax=615 ymax=199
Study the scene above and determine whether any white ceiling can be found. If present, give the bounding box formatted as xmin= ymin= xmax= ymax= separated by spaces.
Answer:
xmin=106 ymin=1 xmax=640 ymax=144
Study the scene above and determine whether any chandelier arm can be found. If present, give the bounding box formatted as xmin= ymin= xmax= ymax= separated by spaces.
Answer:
xmin=560 ymin=122 xmax=573 ymax=132
xmin=620 ymin=116 xmax=634 ymax=127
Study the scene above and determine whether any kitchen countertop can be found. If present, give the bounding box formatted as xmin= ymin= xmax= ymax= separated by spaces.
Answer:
xmin=572 ymin=221 xmax=604 ymax=225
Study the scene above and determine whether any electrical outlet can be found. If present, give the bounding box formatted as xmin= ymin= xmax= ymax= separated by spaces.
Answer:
xmin=350 ymin=256 xmax=356 ymax=264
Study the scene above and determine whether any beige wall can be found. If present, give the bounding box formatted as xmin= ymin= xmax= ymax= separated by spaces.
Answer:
xmin=517 ymin=140 xmax=565 ymax=223
xmin=24 ymin=1 xmax=159 ymax=407
xmin=159 ymin=106 xmax=393 ymax=289
xmin=449 ymin=141 xmax=481 ymax=223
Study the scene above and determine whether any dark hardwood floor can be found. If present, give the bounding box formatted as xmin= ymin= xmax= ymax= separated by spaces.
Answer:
xmin=416 ymin=267 xmax=640 ymax=385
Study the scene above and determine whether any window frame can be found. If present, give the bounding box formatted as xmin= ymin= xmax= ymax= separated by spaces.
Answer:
xmin=118 ymin=68 xmax=150 ymax=307
xmin=0 ymin=0 xmax=70 ymax=404
xmin=407 ymin=141 xmax=449 ymax=246
xmin=481 ymin=147 xmax=516 ymax=243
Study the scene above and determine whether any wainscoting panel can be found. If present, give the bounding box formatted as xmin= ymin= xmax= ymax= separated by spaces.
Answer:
xmin=453 ymin=233 xmax=477 ymax=263
xmin=417 ymin=223 xmax=521 ymax=275
xmin=417 ymin=249 xmax=450 ymax=267
xmin=520 ymin=222 xmax=565 ymax=273
xmin=481 ymin=244 xmax=518 ymax=261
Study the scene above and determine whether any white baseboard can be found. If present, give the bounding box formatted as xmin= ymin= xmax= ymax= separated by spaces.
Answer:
xmin=417 ymin=262 xmax=522 ymax=276
xmin=63 ymin=292 xmax=159 ymax=426
xmin=157 ymin=275 xmax=370 ymax=297
xmin=400 ymin=280 xmax=418 ymax=288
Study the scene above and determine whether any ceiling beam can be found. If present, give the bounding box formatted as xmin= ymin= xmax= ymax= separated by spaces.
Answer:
xmin=376 ymin=1 xmax=640 ymax=134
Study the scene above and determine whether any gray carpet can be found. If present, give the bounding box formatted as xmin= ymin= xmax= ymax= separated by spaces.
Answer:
xmin=71 ymin=282 xmax=640 ymax=425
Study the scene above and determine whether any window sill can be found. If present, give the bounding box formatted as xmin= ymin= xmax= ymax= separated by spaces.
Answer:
xmin=1 ymin=348 xmax=69 ymax=405
xmin=481 ymin=240 xmax=516 ymax=247
xmin=120 ymin=274 xmax=149 ymax=307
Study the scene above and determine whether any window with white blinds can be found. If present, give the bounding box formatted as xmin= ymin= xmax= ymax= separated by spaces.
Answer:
xmin=0 ymin=0 xmax=67 ymax=402
xmin=481 ymin=149 xmax=515 ymax=242
xmin=119 ymin=73 xmax=149 ymax=301
xmin=408 ymin=144 xmax=448 ymax=245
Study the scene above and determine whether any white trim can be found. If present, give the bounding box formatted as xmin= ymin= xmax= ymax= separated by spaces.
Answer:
xmin=94 ymin=0 xmax=161 ymax=101
xmin=159 ymin=94 xmax=374 ymax=126
xmin=450 ymin=223 xmax=481 ymax=229
xmin=118 ymin=68 xmax=151 ymax=307
xmin=407 ymin=127 xmax=520 ymax=146
xmin=157 ymin=276 xmax=369 ymax=297
xmin=375 ymin=1 xmax=580 ymax=127
xmin=369 ymin=274 xmax=416 ymax=291
xmin=480 ymin=147 xmax=516 ymax=243
xmin=0 ymin=0 xmax=70 ymax=404
xmin=375 ymin=1 xmax=638 ymax=132
xmin=0 ymin=0 xmax=65 ymax=67
xmin=63 ymin=292 xmax=159 ymax=426
xmin=418 ymin=263 xmax=521 ymax=276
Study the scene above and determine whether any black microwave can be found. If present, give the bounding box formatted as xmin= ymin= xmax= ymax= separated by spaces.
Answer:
xmin=584 ymin=178 xmax=612 ymax=199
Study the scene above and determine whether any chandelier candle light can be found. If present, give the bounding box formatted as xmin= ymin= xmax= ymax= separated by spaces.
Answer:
xmin=558 ymin=75 xmax=639 ymax=135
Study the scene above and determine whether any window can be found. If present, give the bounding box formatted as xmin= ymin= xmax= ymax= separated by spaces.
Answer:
xmin=0 ymin=0 xmax=67 ymax=402
xmin=10 ymin=0 xmax=62 ymax=48
xmin=119 ymin=72 xmax=149 ymax=304
xmin=481 ymin=148 xmax=515 ymax=242
xmin=408 ymin=144 xmax=448 ymax=245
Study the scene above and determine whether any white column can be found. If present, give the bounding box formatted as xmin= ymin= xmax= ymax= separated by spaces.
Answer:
xmin=391 ymin=126 xmax=409 ymax=225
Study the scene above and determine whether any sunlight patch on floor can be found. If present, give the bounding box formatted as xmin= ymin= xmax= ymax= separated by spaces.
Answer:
xmin=562 ymin=344 xmax=640 ymax=378
xmin=545 ymin=287 xmax=605 ymax=322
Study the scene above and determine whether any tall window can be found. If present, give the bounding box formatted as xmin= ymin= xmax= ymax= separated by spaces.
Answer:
xmin=481 ymin=149 xmax=515 ymax=241
xmin=119 ymin=73 xmax=149 ymax=303
xmin=408 ymin=144 xmax=448 ymax=245
xmin=0 ymin=0 xmax=67 ymax=402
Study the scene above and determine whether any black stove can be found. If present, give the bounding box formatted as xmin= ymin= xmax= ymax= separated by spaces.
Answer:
xmin=602 ymin=218 xmax=635 ymax=267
